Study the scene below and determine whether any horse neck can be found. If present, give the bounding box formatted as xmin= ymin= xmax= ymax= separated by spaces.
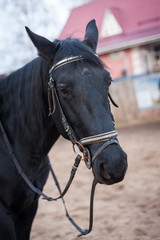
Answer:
xmin=0 ymin=58 xmax=60 ymax=159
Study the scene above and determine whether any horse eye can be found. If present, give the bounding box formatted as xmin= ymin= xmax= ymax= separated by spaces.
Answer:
xmin=57 ymin=84 xmax=71 ymax=97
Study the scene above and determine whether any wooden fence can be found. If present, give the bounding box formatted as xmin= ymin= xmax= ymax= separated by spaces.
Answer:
xmin=110 ymin=77 xmax=160 ymax=126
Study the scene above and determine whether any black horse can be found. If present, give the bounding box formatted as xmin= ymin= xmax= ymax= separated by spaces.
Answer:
xmin=0 ymin=20 xmax=127 ymax=239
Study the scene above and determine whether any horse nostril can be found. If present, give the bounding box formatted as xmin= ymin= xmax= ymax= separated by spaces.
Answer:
xmin=99 ymin=163 xmax=111 ymax=180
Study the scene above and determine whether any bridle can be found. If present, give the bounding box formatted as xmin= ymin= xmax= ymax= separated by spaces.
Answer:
xmin=48 ymin=55 xmax=118 ymax=169
xmin=0 ymin=55 xmax=119 ymax=237
xmin=47 ymin=55 xmax=119 ymax=236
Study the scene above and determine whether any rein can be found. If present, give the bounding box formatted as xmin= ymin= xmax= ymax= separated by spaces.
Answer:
xmin=0 ymin=55 xmax=119 ymax=237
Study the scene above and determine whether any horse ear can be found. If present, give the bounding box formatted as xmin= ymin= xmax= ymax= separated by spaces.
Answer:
xmin=83 ymin=19 xmax=98 ymax=52
xmin=25 ymin=27 xmax=56 ymax=61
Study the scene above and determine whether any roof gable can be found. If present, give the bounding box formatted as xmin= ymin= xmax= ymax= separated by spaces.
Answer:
xmin=59 ymin=0 xmax=160 ymax=54
xmin=100 ymin=8 xmax=123 ymax=38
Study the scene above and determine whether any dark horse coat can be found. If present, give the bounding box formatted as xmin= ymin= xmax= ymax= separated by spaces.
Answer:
xmin=0 ymin=20 xmax=127 ymax=239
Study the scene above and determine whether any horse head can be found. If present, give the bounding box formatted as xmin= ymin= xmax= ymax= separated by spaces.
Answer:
xmin=25 ymin=19 xmax=127 ymax=185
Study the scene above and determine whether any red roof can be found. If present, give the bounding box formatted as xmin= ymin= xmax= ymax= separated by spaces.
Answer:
xmin=59 ymin=0 xmax=160 ymax=54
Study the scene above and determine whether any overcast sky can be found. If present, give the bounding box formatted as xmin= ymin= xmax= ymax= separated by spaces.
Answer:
xmin=0 ymin=0 xmax=90 ymax=74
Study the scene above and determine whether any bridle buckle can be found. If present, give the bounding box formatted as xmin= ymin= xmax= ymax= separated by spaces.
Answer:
xmin=84 ymin=147 xmax=92 ymax=169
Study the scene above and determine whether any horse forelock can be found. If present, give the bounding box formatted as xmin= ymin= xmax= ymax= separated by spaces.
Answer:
xmin=53 ymin=38 xmax=104 ymax=69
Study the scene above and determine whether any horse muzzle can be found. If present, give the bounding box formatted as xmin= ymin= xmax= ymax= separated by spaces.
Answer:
xmin=92 ymin=143 xmax=128 ymax=185
xmin=77 ymin=130 xmax=127 ymax=185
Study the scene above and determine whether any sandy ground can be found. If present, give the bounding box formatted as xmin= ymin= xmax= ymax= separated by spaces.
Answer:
xmin=30 ymin=122 xmax=160 ymax=240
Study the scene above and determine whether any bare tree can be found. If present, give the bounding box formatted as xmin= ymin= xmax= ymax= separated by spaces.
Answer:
xmin=0 ymin=0 xmax=92 ymax=74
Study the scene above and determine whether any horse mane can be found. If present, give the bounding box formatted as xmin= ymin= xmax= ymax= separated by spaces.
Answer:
xmin=0 ymin=57 xmax=49 ymax=135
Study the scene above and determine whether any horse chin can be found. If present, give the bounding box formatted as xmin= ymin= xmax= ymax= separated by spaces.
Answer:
xmin=92 ymin=160 xmax=127 ymax=185
xmin=93 ymin=171 xmax=125 ymax=185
